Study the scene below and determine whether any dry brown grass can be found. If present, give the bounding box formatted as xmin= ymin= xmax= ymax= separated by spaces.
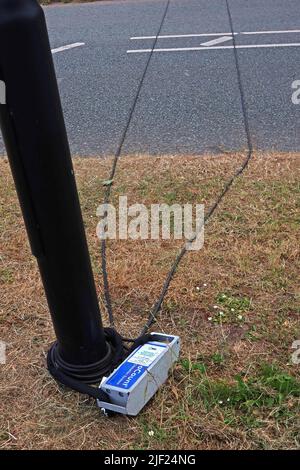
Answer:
xmin=0 ymin=152 xmax=299 ymax=450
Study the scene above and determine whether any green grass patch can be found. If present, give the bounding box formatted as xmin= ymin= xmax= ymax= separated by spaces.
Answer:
xmin=209 ymin=292 xmax=251 ymax=324
xmin=188 ymin=362 xmax=300 ymax=425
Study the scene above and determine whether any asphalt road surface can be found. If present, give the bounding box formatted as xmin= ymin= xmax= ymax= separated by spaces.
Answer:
xmin=1 ymin=0 xmax=300 ymax=156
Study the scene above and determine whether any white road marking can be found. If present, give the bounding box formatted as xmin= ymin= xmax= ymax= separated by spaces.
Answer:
xmin=127 ymin=43 xmax=300 ymax=54
xmin=51 ymin=42 xmax=85 ymax=54
xmin=131 ymin=32 xmax=235 ymax=40
xmin=130 ymin=29 xmax=300 ymax=40
xmin=200 ymin=35 xmax=233 ymax=46
xmin=241 ymin=29 xmax=300 ymax=35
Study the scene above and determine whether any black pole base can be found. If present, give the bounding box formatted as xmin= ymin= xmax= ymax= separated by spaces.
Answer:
xmin=47 ymin=328 xmax=125 ymax=393
xmin=48 ymin=342 xmax=113 ymax=384
xmin=47 ymin=341 xmax=114 ymax=385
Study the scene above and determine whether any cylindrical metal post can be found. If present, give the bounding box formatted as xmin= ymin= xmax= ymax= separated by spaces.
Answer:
xmin=0 ymin=0 xmax=112 ymax=382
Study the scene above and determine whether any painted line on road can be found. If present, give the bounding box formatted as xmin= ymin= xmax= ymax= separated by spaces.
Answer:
xmin=51 ymin=43 xmax=85 ymax=54
xmin=127 ymin=43 xmax=300 ymax=54
xmin=200 ymin=35 xmax=233 ymax=46
xmin=130 ymin=29 xmax=300 ymax=40
xmin=241 ymin=29 xmax=300 ymax=35
xmin=131 ymin=32 xmax=236 ymax=40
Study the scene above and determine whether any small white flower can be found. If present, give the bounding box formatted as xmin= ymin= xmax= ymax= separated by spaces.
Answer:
xmin=148 ymin=430 xmax=154 ymax=437
xmin=231 ymin=308 xmax=235 ymax=312
xmin=203 ymin=283 xmax=207 ymax=287
xmin=221 ymin=294 xmax=227 ymax=298
xmin=213 ymin=305 xmax=219 ymax=309
xmin=208 ymin=317 xmax=213 ymax=321
xmin=219 ymin=311 xmax=224 ymax=316
xmin=227 ymin=398 xmax=230 ymax=402
xmin=196 ymin=286 xmax=200 ymax=291
xmin=218 ymin=400 xmax=223 ymax=404
xmin=238 ymin=315 xmax=243 ymax=320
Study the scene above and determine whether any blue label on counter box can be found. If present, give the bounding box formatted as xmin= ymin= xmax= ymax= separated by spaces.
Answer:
xmin=106 ymin=342 xmax=167 ymax=390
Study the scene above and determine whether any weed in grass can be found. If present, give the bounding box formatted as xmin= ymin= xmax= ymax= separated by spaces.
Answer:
xmin=164 ymin=192 xmax=178 ymax=205
xmin=0 ymin=268 xmax=14 ymax=284
xmin=140 ymin=420 xmax=173 ymax=449
xmin=180 ymin=358 xmax=207 ymax=374
xmin=245 ymin=325 xmax=260 ymax=342
xmin=210 ymin=292 xmax=251 ymax=324
xmin=211 ymin=352 xmax=225 ymax=366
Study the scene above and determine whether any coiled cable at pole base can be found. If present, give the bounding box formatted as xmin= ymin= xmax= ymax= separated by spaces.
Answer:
xmin=47 ymin=328 xmax=154 ymax=407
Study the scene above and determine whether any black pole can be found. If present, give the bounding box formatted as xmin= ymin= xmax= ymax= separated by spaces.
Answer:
xmin=0 ymin=0 xmax=113 ymax=383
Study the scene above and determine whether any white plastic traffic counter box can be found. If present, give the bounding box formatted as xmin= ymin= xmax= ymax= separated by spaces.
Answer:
xmin=97 ymin=333 xmax=180 ymax=416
